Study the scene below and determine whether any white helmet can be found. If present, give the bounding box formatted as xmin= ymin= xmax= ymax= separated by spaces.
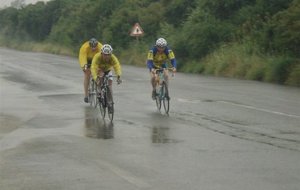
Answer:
xmin=156 ymin=38 xmax=167 ymax=48
xmin=101 ymin=44 xmax=113 ymax=54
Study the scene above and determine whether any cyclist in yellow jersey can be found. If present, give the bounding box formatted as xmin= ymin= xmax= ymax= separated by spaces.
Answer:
xmin=91 ymin=44 xmax=122 ymax=102
xmin=78 ymin=38 xmax=103 ymax=103
xmin=147 ymin=38 xmax=177 ymax=100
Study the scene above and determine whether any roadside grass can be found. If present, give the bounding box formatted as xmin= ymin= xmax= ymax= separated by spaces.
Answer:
xmin=181 ymin=42 xmax=300 ymax=86
xmin=0 ymin=37 xmax=75 ymax=56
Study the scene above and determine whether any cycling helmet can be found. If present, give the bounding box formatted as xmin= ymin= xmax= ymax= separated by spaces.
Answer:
xmin=101 ymin=44 xmax=113 ymax=54
xmin=156 ymin=38 xmax=167 ymax=48
xmin=89 ymin=38 xmax=98 ymax=48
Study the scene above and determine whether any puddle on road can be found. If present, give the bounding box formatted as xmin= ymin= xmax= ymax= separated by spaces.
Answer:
xmin=39 ymin=94 xmax=82 ymax=105
xmin=151 ymin=125 xmax=183 ymax=144
xmin=3 ymin=71 xmax=63 ymax=91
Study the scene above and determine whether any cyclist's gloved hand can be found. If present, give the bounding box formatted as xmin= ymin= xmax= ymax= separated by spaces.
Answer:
xmin=83 ymin=64 xmax=88 ymax=71
xmin=117 ymin=76 xmax=122 ymax=84
xmin=172 ymin=67 xmax=176 ymax=77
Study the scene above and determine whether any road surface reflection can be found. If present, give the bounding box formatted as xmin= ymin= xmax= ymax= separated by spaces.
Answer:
xmin=84 ymin=107 xmax=114 ymax=139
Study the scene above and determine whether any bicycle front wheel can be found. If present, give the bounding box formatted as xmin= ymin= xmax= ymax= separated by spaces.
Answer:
xmin=98 ymin=88 xmax=106 ymax=119
xmin=106 ymin=87 xmax=114 ymax=122
xmin=162 ymin=82 xmax=170 ymax=114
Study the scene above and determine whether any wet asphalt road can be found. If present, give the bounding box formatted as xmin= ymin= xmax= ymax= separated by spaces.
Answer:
xmin=0 ymin=47 xmax=300 ymax=190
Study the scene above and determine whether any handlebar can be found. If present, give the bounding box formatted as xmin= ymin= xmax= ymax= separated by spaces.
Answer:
xmin=96 ymin=74 xmax=122 ymax=84
xmin=153 ymin=67 xmax=176 ymax=77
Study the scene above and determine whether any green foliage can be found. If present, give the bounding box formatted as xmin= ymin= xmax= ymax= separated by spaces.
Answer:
xmin=199 ymin=0 xmax=256 ymax=20
xmin=173 ymin=7 xmax=233 ymax=60
xmin=0 ymin=7 xmax=19 ymax=37
xmin=268 ymin=0 xmax=300 ymax=57
xmin=162 ymin=0 xmax=197 ymax=27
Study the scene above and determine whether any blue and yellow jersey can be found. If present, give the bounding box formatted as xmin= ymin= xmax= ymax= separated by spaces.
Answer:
xmin=78 ymin=41 xmax=103 ymax=68
xmin=91 ymin=52 xmax=122 ymax=81
xmin=146 ymin=47 xmax=176 ymax=70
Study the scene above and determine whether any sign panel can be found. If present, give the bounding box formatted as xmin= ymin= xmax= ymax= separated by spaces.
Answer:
xmin=130 ymin=23 xmax=144 ymax=37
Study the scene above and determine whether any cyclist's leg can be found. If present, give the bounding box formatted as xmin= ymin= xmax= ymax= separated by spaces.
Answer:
xmin=150 ymin=71 xmax=157 ymax=99
xmin=163 ymin=70 xmax=169 ymax=86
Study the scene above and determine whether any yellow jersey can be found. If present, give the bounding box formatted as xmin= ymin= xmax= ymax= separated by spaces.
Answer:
xmin=146 ymin=46 xmax=176 ymax=70
xmin=78 ymin=41 xmax=103 ymax=68
xmin=91 ymin=52 xmax=122 ymax=80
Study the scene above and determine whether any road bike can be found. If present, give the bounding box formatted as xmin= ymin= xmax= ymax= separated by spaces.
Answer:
xmin=154 ymin=68 xmax=174 ymax=114
xmin=96 ymin=74 xmax=117 ymax=122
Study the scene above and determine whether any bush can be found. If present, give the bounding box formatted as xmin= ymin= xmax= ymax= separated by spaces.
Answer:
xmin=265 ymin=57 xmax=295 ymax=84
xmin=286 ymin=63 xmax=300 ymax=86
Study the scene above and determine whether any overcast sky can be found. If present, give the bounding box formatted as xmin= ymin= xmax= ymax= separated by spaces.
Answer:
xmin=0 ymin=0 xmax=50 ymax=8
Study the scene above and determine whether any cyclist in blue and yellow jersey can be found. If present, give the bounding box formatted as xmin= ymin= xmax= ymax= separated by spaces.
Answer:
xmin=146 ymin=37 xmax=177 ymax=100
xmin=79 ymin=38 xmax=103 ymax=103
xmin=91 ymin=44 xmax=122 ymax=103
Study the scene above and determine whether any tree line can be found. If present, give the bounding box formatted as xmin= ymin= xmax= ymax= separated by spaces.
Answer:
xmin=0 ymin=0 xmax=299 ymax=86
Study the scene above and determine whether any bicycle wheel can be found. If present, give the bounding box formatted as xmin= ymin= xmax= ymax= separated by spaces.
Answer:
xmin=106 ymin=87 xmax=114 ymax=121
xmin=162 ymin=82 xmax=170 ymax=114
xmin=98 ymin=88 xmax=106 ymax=119
xmin=155 ymin=86 xmax=162 ymax=112
xmin=90 ymin=80 xmax=97 ymax=108
xmin=88 ymin=78 xmax=93 ymax=106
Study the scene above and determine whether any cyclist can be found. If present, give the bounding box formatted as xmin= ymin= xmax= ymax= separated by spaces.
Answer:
xmin=146 ymin=37 xmax=177 ymax=100
xmin=91 ymin=44 xmax=122 ymax=111
xmin=78 ymin=38 xmax=103 ymax=103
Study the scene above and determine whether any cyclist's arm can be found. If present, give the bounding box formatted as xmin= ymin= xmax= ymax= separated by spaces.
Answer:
xmin=91 ymin=53 xmax=100 ymax=81
xmin=147 ymin=50 xmax=154 ymax=71
xmin=168 ymin=50 xmax=177 ymax=68
xmin=79 ymin=43 xmax=88 ymax=68
xmin=111 ymin=55 xmax=122 ymax=77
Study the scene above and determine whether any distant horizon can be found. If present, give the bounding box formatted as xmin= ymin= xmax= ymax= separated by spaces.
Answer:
xmin=0 ymin=0 xmax=50 ymax=8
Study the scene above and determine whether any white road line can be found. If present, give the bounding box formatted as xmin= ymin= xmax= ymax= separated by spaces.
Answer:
xmin=218 ymin=100 xmax=300 ymax=119
xmin=177 ymin=98 xmax=300 ymax=119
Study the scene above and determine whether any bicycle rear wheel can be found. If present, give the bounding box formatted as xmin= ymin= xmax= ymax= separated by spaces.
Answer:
xmin=88 ymin=78 xmax=93 ymax=106
xmin=89 ymin=79 xmax=97 ymax=108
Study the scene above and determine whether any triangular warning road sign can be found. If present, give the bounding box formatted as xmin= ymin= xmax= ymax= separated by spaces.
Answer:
xmin=130 ymin=23 xmax=144 ymax=37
